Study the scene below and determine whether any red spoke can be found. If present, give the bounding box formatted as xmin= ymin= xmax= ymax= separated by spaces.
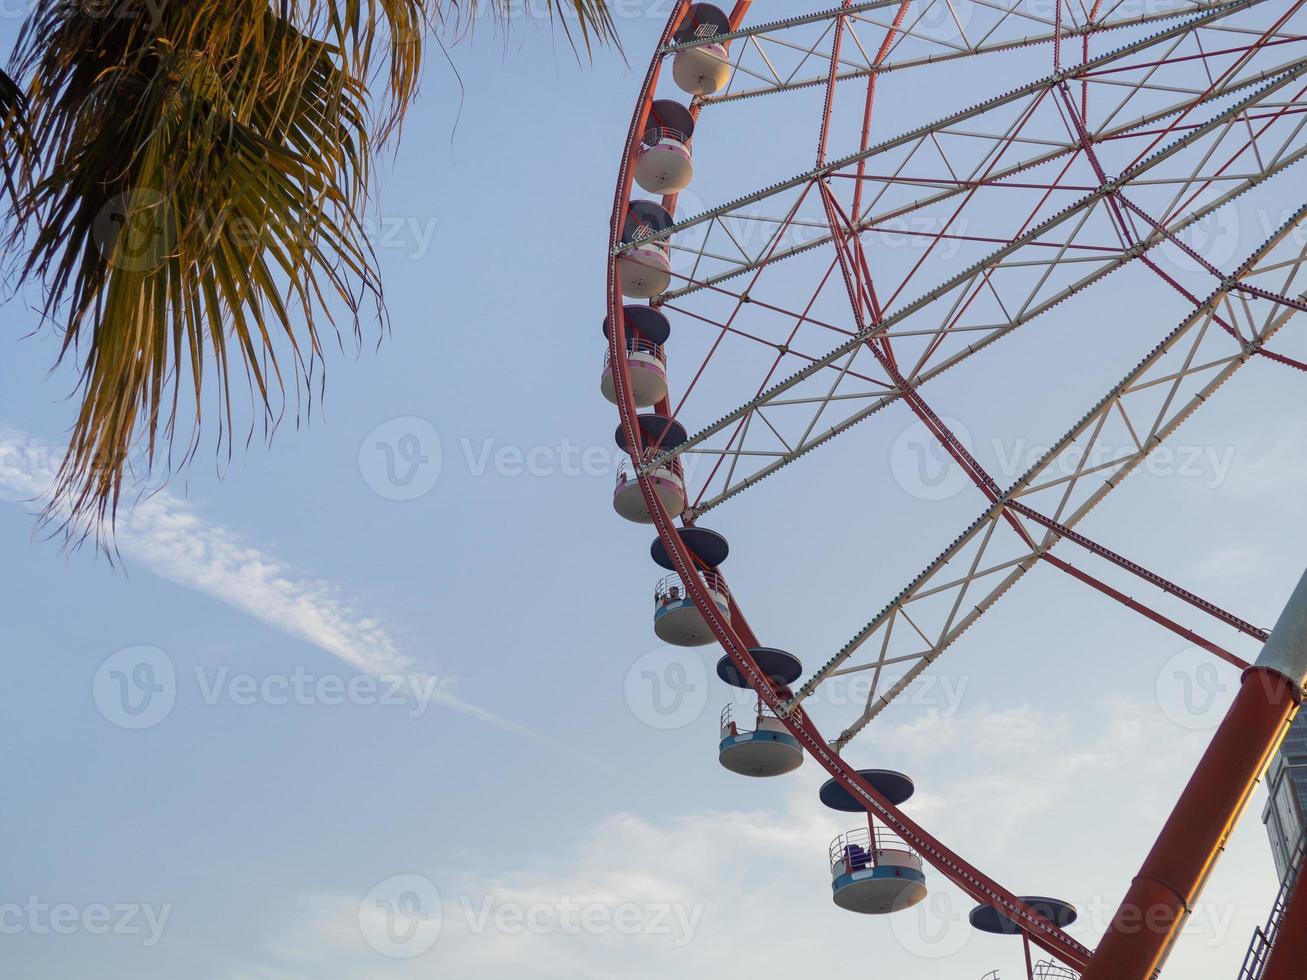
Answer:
xmin=1116 ymin=3 xmax=1307 ymax=172
xmin=606 ymin=5 xmax=1307 ymax=972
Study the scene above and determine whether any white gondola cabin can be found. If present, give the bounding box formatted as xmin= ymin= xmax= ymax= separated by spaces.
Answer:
xmin=614 ymin=455 xmax=686 ymax=524
xmin=601 ymin=306 xmax=671 ymax=408
xmin=671 ymin=5 xmax=733 ymax=96
xmin=715 ymin=647 xmax=805 ymax=777
xmin=654 ymin=571 xmax=730 ymax=646
xmin=829 ymin=828 xmax=928 ymax=915
xmin=635 ymin=101 xmax=696 ymax=195
xmin=618 ymin=201 xmax=674 ymax=299
xmin=649 ymin=526 xmax=731 ymax=646
xmin=614 ymin=413 xmax=688 ymax=523
xmin=718 ymin=705 xmax=803 ymax=776
xmin=821 ymin=769 xmax=929 ymax=915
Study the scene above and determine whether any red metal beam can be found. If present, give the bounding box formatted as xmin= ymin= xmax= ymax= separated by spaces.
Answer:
xmin=608 ymin=5 xmax=1093 ymax=969
xmin=1058 ymin=44 xmax=1307 ymax=376
xmin=1082 ymin=668 xmax=1299 ymax=980
xmin=1083 ymin=569 xmax=1307 ymax=980
xmin=1040 ymin=553 xmax=1250 ymax=669
xmin=609 ymin=9 xmax=1307 ymax=980
xmin=813 ymin=152 xmax=1097 ymax=970
xmin=822 ymin=187 xmax=1253 ymax=675
xmin=1006 ymin=501 xmax=1269 ymax=645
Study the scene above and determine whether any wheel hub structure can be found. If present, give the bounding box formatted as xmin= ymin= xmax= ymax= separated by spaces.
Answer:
xmin=602 ymin=3 xmax=1307 ymax=977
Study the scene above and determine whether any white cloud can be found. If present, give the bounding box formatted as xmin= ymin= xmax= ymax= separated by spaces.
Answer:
xmin=1224 ymin=418 xmax=1307 ymax=498
xmin=0 ymin=425 xmax=527 ymax=735
xmin=210 ymin=699 xmax=1278 ymax=980
xmin=217 ymin=784 xmax=851 ymax=980
xmin=1191 ymin=545 xmax=1265 ymax=585
xmin=2 ymin=425 xmax=1281 ymax=980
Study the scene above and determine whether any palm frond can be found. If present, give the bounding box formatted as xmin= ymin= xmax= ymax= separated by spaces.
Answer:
xmin=444 ymin=1 xmax=617 ymax=52
xmin=551 ymin=0 xmax=619 ymax=51
xmin=10 ymin=0 xmax=614 ymax=542
xmin=0 ymin=68 xmax=28 ymax=207
xmin=12 ymin=2 xmax=389 ymax=536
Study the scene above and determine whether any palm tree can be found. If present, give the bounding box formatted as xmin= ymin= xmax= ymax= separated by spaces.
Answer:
xmin=2 ymin=0 xmax=614 ymax=540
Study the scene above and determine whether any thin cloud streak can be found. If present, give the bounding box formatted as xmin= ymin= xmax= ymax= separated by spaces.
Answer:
xmin=0 ymin=424 xmax=531 ymax=737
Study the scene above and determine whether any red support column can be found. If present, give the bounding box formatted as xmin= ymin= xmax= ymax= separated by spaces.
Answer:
xmin=1262 ymin=860 xmax=1307 ymax=980
xmin=1082 ymin=570 xmax=1307 ymax=980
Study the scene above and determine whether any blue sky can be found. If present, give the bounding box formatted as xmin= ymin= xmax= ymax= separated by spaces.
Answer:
xmin=2 ymin=4 xmax=1307 ymax=979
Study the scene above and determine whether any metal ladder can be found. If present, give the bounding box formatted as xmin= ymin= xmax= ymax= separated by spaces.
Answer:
xmin=1239 ymin=838 xmax=1307 ymax=980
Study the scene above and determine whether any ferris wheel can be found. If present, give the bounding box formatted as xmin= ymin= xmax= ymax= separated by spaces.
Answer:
xmin=602 ymin=3 xmax=1307 ymax=978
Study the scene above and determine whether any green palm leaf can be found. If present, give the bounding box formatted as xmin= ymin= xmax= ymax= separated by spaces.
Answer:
xmin=9 ymin=0 xmax=614 ymax=541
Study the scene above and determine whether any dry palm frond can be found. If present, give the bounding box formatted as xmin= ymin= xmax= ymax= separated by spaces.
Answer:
xmin=11 ymin=0 xmax=614 ymax=544
xmin=441 ymin=1 xmax=617 ymax=52
xmin=13 ymin=2 xmax=385 ymax=536
xmin=0 ymin=68 xmax=27 ymax=207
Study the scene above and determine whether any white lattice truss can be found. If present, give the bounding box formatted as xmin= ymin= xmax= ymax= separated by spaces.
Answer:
xmin=626 ymin=0 xmax=1307 ymax=750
